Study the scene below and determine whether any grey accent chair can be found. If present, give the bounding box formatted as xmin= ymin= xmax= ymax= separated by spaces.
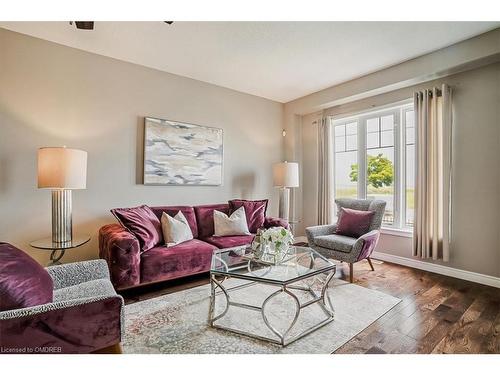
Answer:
xmin=0 ymin=256 xmax=124 ymax=354
xmin=306 ymin=198 xmax=386 ymax=283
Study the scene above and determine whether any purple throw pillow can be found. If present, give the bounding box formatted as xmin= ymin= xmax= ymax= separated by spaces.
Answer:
xmin=149 ymin=206 xmax=199 ymax=238
xmin=111 ymin=205 xmax=163 ymax=251
xmin=194 ymin=204 xmax=230 ymax=238
xmin=0 ymin=242 xmax=53 ymax=311
xmin=336 ymin=207 xmax=375 ymax=238
xmin=228 ymin=199 xmax=268 ymax=233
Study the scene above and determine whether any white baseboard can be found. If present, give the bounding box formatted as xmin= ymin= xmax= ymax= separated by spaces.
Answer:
xmin=371 ymin=251 xmax=500 ymax=289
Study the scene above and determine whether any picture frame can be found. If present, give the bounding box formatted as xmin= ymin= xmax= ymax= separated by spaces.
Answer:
xmin=143 ymin=117 xmax=223 ymax=186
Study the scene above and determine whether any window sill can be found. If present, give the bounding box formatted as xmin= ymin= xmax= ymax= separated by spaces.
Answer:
xmin=381 ymin=227 xmax=413 ymax=238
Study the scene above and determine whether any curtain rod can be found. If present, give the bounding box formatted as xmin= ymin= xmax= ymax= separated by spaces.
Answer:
xmin=416 ymin=88 xmax=443 ymax=97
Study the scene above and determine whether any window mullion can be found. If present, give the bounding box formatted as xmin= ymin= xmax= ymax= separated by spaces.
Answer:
xmin=358 ymin=117 xmax=367 ymax=199
xmin=393 ymin=109 xmax=402 ymax=229
xmin=401 ymin=108 xmax=408 ymax=229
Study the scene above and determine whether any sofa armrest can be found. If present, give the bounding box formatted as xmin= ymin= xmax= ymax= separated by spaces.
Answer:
xmin=99 ymin=223 xmax=141 ymax=290
xmin=352 ymin=230 xmax=380 ymax=262
xmin=305 ymin=224 xmax=338 ymax=244
xmin=46 ymin=259 xmax=110 ymax=290
xmin=0 ymin=294 xmax=123 ymax=353
xmin=263 ymin=216 xmax=289 ymax=229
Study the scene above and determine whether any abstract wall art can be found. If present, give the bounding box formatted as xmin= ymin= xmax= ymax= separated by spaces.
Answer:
xmin=143 ymin=117 xmax=223 ymax=185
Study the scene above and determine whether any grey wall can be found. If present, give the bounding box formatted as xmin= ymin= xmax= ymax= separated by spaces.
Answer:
xmin=284 ymin=28 xmax=500 ymax=115
xmin=298 ymin=63 xmax=500 ymax=277
xmin=299 ymin=112 xmax=321 ymax=230
xmin=0 ymin=29 xmax=284 ymax=265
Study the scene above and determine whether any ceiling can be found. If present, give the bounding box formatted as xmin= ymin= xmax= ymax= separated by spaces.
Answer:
xmin=1 ymin=22 xmax=499 ymax=102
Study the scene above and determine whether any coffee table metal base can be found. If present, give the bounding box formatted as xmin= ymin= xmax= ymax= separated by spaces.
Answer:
xmin=208 ymin=270 xmax=336 ymax=347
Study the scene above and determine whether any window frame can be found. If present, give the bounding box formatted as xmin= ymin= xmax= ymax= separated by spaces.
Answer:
xmin=330 ymin=100 xmax=414 ymax=232
xmin=332 ymin=119 xmax=359 ymax=216
xmin=402 ymin=105 xmax=415 ymax=229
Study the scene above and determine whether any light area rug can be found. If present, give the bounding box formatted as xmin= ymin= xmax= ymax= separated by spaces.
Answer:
xmin=123 ymin=277 xmax=400 ymax=354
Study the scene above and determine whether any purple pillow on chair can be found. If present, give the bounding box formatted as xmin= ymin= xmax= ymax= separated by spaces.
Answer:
xmin=111 ymin=205 xmax=163 ymax=251
xmin=0 ymin=242 xmax=53 ymax=311
xmin=228 ymin=199 xmax=268 ymax=233
xmin=336 ymin=207 xmax=375 ymax=238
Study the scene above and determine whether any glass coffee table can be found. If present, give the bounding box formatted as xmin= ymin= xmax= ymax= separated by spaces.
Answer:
xmin=209 ymin=245 xmax=336 ymax=347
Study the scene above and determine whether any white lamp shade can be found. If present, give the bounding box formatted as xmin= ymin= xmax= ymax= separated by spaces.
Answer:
xmin=38 ymin=147 xmax=87 ymax=189
xmin=273 ymin=162 xmax=299 ymax=187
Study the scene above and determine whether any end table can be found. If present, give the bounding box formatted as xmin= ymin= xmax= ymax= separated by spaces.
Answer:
xmin=30 ymin=234 xmax=91 ymax=266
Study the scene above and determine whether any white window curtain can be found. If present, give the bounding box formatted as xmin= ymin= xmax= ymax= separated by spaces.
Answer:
xmin=413 ymin=84 xmax=452 ymax=261
xmin=317 ymin=117 xmax=333 ymax=225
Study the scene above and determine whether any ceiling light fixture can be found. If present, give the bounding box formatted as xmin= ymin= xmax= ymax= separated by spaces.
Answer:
xmin=70 ymin=21 xmax=94 ymax=30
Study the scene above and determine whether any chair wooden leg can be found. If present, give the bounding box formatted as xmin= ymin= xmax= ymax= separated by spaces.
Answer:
xmin=349 ymin=263 xmax=353 ymax=283
xmin=367 ymin=257 xmax=375 ymax=271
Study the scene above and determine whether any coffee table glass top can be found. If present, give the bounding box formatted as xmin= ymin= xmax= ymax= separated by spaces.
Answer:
xmin=210 ymin=245 xmax=336 ymax=284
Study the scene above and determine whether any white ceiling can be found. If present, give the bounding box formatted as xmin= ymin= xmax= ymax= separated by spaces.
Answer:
xmin=1 ymin=22 xmax=499 ymax=102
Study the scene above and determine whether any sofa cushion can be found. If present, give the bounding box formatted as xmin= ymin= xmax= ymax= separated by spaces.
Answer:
xmin=53 ymin=278 xmax=116 ymax=302
xmin=228 ymin=199 xmax=268 ymax=233
xmin=111 ymin=205 xmax=162 ymax=251
xmin=313 ymin=234 xmax=357 ymax=253
xmin=140 ymin=239 xmax=217 ymax=284
xmin=150 ymin=206 xmax=198 ymax=238
xmin=194 ymin=203 xmax=230 ymax=238
xmin=0 ymin=242 xmax=53 ymax=311
xmin=336 ymin=207 xmax=375 ymax=238
xmin=202 ymin=234 xmax=255 ymax=249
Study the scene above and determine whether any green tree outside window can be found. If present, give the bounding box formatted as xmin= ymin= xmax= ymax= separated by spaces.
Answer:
xmin=349 ymin=154 xmax=394 ymax=189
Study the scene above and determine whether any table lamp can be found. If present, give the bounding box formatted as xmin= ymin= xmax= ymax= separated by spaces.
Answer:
xmin=273 ymin=161 xmax=299 ymax=221
xmin=37 ymin=147 xmax=87 ymax=243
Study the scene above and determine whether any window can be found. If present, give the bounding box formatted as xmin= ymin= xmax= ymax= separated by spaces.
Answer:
xmin=331 ymin=101 xmax=415 ymax=230
xmin=365 ymin=113 xmax=396 ymax=225
xmin=334 ymin=121 xmax=358 ymax=203
xmin=404 ymin=108 xmax=415 ymax=227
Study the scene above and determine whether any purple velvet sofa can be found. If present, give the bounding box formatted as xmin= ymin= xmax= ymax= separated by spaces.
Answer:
xmin=99 ymin=203 xmax=288 ymax=290
xmin=0 ymin=242 xmax=123 ymax=354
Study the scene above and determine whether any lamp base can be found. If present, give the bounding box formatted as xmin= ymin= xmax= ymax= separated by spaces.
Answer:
xmin=278 ymin=187 xmax=290 ymax=221
xmin=52 ymin=190 xmax=73 ymax=243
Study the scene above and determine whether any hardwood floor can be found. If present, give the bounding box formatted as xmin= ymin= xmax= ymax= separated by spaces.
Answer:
xmin=93 ymin=343 xmax=123 ymax=354
xmin=121 ymin=260 xmax=499 ymax=354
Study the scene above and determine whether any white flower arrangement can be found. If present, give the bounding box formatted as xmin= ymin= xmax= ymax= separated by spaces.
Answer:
xmin=252 ymin=227 xmax=294 ymax=255
xmin=261 ymin=227 xmax=294 ymax=247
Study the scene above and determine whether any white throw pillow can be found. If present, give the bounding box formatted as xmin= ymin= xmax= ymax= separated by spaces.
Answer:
xmin=213 ymin=206 xmax=251 ymax=236
xmin=161 ymin=211 xmax=193 ymax=246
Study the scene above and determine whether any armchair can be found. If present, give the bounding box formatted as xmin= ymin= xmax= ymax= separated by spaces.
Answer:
xmin=0 ymin=243 xmax=123 ymax=354
xmin=306 ymin=198 xmax=386 ymax=283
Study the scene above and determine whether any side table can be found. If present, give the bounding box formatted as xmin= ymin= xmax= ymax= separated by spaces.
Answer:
xmin=30 ymin=234 xmax=91 ymax=266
